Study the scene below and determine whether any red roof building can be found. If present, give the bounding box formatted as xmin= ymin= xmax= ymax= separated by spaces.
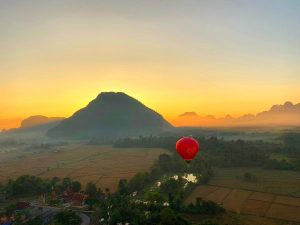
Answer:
xmin=16 ymin=202 xmax=30 ymax=211
xmin=71 ymin=193 xmax=87 ymax=206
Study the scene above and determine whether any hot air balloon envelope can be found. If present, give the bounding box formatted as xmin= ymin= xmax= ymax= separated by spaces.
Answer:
xmin=176 ymin=137 xmax=199 ymax=162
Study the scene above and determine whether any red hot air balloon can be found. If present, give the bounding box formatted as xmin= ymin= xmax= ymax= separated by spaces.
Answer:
xmin=176 ymin=137 xmax=199 ymax=163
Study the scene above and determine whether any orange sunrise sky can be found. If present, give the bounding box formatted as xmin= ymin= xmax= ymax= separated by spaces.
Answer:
xmin=1 ymin=1 xmax=300 ymax=129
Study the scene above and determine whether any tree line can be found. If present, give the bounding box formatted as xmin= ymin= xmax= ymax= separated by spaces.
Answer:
xmin=114 ymin=134 xmax=300 ymax=170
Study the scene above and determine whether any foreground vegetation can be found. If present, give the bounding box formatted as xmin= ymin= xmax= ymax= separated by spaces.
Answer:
xmin=91 ymin=152 xmax=223 ymax=225
xmin=0 ymin=151 xmax=221 ymax=225
xmin=115 ymin=133 xmax=300 ymax=171
xmin=0 ymin=132 xmax=299 ymax=224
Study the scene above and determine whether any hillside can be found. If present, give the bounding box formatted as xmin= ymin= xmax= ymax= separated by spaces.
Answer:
xmin=47 ymin=92 xmax=173 ymax=139
xmin=20 ymin=115 xmax=65 ymax=128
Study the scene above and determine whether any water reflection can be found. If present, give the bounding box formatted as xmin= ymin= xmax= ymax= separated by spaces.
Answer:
xmin=156 ymin=173 xmax=198 ymax=189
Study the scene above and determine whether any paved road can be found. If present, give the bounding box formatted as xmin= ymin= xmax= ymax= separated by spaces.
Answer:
xmin=32 ymin=204 xmax=91 ymax=225
xmin=80 ymin=213 xmax=91 ymax=225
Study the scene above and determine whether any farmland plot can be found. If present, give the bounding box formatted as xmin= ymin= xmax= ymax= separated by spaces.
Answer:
xmin=0 ymin=144 xmax=167 ymax=192
xmin=186 ymin=185 xmax=300 ymax=223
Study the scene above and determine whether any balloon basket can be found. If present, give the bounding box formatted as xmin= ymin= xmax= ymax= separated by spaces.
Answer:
xmin=186 ymin=160 xmax=191 ymax=168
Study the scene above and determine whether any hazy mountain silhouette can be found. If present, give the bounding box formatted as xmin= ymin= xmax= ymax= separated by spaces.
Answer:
xmin=47 ymin=92 xmax=173 ymax=139
xmin=173 ymin=101 xmax=300 ymax=127
xmin=174 ymin=112 xmax=218 ymax=126
xmin=254 ymin=101 xmax=300 ymax=126
xmin=20 ymin=115 xmax=65 ymax=128
xmin=1 ymin=116 xmax=64 ymax=139
xmin=179 ymin=112 xmax=199 ymax=117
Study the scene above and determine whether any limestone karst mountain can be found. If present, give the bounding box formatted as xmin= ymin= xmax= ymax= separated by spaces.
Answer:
xmin=47 ymin=92 xmax=173 ymax=139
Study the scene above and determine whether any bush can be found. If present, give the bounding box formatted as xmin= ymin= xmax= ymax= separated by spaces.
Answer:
xmin=53 ymin=210 xmax=81 ymax=225
xmin=185 ymin=198 xmax=225 ymax=215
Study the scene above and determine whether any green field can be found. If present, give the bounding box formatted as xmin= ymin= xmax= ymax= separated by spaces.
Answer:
xmin=209 ymin=167 xmax=300 ymax=197
xmin=0 ymin=144 xmax=167 ymax=192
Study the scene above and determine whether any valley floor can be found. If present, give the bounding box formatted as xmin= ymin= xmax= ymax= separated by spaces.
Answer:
xmin=210 ymin=167 xmax=300 ymax=197
xmin=0 ymin=144 xmax=167 ymax=192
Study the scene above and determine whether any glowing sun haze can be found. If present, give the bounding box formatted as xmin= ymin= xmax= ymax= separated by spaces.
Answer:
xmin=1 ymin=0 xmax=300 ymax=129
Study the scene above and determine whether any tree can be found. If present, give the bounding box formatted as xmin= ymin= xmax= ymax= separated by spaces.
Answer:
xmin=185 ymin=198 xmax=225 ymax=215
xmin=51 ymin=177 xmax=61 ymax=186
xmin=118 ymin=179 xmax=129 ymax=195
xmin=145 ymin=191 xmax=166 ymax=204
xmin=26 ymin=217 xmax=43 ymax=225
xmin=160 ymin=177 xmax=184 ymax=197
xmin=62 ymin=177 xmax=72 ymax=190
xmin=160 ymin=208 xmax=176 ymax=225
xmin=53 ymin=210 xmax=81 ymax=225
xmin=282 ymin=132 xmax=300 ymax=149
xmin=4 ymin=204 xmax=16 ymax=217
xmin=71 ymin=181 xmax=81 ymax=192
xmin=159 ymin=208 xmax=189 ymax=225
xmin=86 ymin=182 xmax=97 ymax=197
xmin=128 ymin=172 xmax=150 ymax=192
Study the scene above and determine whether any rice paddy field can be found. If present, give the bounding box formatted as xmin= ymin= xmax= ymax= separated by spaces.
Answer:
xmin=209 ymin=167 xmax=300 ymax=197
xmin=185 ymin=185 xmax=300 ymax=223
xmin=186 ymin=166 xmax=300 ymax=223
xmin=185 ymin=212 xmax=300 ymax=225
xmin=0 ymin=144 xmax=167 ymax=192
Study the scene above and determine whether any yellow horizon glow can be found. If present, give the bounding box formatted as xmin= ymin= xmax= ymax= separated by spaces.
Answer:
xmin=1 ymin=1 xmax=300 ymax=129
xmin=1 ymin=80 xmax=300 ymax=129
xmin=1 ymin=58 xmax=299 ymax=129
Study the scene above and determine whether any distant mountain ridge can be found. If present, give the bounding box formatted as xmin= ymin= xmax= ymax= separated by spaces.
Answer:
xmin=2 ymin=97 xmax=299 ymax=139
xmin=179 ymin=112 xmax=199 ymax=117
xmin=173 ymin=101 xmax=300 ymax=127
xmin=20 ymin=115 xmax=65 ymax=128
xmin=47 ymin=92 xmax=173 ymax=139
xmin=1 ymin=116 xmax=64 ymax=139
